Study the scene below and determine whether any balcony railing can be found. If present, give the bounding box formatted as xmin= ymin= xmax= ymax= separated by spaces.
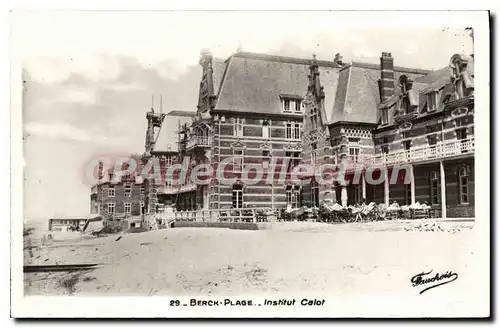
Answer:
xmin=156 ymin=183 xmax=197 ymax=194
xmin=186 ymin=136 xmax=212 ymax=150
xmin=348 ymin=137 xmax=474 ymax=169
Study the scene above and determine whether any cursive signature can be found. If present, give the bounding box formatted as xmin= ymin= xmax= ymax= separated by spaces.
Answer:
xmin=411 ymin=270 xmax=458 ymax=294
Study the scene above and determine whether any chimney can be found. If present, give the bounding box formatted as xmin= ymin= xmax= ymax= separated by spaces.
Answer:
xmin=380 ymin=52 xmax=395 ymax=102
xmin=334 ymin=53 xmax=343 ymax=66
xmin=199 ymin=49 xmax=213 ymax=67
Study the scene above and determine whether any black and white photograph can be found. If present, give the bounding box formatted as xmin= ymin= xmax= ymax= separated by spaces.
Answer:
xmin=10 ymin=10 xmax=490 ymax=318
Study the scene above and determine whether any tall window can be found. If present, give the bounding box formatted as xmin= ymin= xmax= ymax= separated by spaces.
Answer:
xmin=140 ymin=202 xmax=145 ymax=215
xmin=349 ymin=147 xmax=360 ymax=163
xmin=381 ymin=136 xmax=389 ymax=154
xmin=456 ymin=128 xmax=468 ymax=153
xmin=286 ymin=123 xmax=292 ymax=139
xmin=234 ymin=118 xmax=243 ymax=137
xmin=283 ymin=99 xmax=291 ymax=112
xmin=427 ymin=92 xmax=438 ymax=111
xmin=310 ymin=108 xmax=318 ymax=130
xmin=427 ymin=135 xmax=438 ymax=146
xmin=312 ymin=181 xmax=320 ymax=207
xmin=294 ymin=123 xmax=301 ymax=140
xmin=426 ymin=125 xmax=440 ymax=146
xmin=233 ymin=149 xmax=244 ymax=172
xmin=140 ymin=185 xmax=145 ymax=195
xmin=107 ymin=202 xmax=115 ymax=214
xmin=430 ymin=171 xmax=439 ymax=205
xmin=403 ymin=140 xmax=411 ymax=151
xmin=124 ymin=202 xmax=131 ymax=214
xmin=294 ymin=100 xmax=302 ymax=113
xmin=458 ymin=167 xmax=469 ymax=204
xmin=262 ymin=150 xmax=270 ymax=167
xmin=285 ymin=122 xmax=300 ymax=139
xmin=311 ymin=143 xmax=318 ymax=164
xmin=286 ymin=185 xmax=293 ymax=206
xmin=262 ymin=120 xmax=270 ymax=138
xmin=124 ymin=184 xmax=132 ymax=197
xmin=108 ymin=185 xmax=115 ymax=197
xmin=232 ymin=184 xmax=243 ymax=208
xmin=381 ymin=108 xmax=388 ymax=125
xmin=456 ymin=128 xmax=467 ymax=140
xmin=286 ymin=185 xmax=300 ymax=208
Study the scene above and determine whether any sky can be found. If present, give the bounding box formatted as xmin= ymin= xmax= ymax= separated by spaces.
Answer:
xmin=13 ymin=11 xmax=474 ymax=221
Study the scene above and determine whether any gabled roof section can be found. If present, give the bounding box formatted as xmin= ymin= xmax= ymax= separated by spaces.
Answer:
xmin=331 ymin=65 xmax=380 ymax=124
xmin=329 ymin=61 xmax=430 ymax=125
xmin=214 ymin=52 xmax=340 ymax=116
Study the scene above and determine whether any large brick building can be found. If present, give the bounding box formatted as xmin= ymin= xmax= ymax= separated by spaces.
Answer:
xmin=94 ymin=50 xmax=474 ymax=219
xmin=301 ymin=52 xmax=474 ymax=218
xmin=170 ymin=50 xmax=474 ymax=218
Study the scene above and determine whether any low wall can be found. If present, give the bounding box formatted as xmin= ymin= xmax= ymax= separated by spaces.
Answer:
xmin=173 ymin=221 xmax=260 ymax=230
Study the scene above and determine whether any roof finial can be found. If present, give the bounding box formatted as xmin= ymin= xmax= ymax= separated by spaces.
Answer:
xmin=312 ymin=53 xmax=317 ymax=60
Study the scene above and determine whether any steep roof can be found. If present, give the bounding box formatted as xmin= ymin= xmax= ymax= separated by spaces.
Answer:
xmin=330 ymin=62 xmax=429 ymax=125
xmin=212 ymin=58 xmax=227 ymax=96
xmin=214 ymin=52 xmax=341 ymax=116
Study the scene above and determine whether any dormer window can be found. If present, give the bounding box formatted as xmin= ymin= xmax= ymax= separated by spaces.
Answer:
xmin=381 ymin=108 xmax=388 ymax=125
xmin=449 ymin=54 xmax=474 ymax=99
xmin=427 ymin=91 xmax=438 ymax=111
xmin=281 ymin=96 xmax=303 ymax=114
xmin=398 ymin=75 xmax=416 ymax=115
xmin=294 ymin=100 xmax=302 ymax=113
xmin=283 ymin=99 xmax=291 ymax=112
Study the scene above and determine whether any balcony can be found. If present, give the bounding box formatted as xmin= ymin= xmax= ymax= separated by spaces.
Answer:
xmin=186 ymin=136 xmax=212 ymax=150
xmin=156 ymin=183 xmax=197 ymax=195
xmin=371 ymin=137 xmax=474 ymax=166
xmin=336 ymin=137 xmax=475 ymax=170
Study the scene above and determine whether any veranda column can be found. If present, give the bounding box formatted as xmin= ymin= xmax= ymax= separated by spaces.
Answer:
xmin=440 ymin=160 xmax=447 ymax=219
xmin=410 ymin=164 xmax=416 ymax=204
xmin=384 ymin=166 xmax=390 ymax=206
xmin=361 ymin=173 xmax=366 ymax=200
xmin=341 ymin=183 xmax=348 ymax=207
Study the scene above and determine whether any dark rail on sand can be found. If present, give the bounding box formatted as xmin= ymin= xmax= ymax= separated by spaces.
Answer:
xmin=24 ymin=264 xmax=102 ymax=273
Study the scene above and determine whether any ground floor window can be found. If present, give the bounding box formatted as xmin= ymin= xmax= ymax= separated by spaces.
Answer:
xmin=232 ymin=184 xmax=243 ymax=208
xmin=430 ymin=171 xmax=439 ymax=205
xmin=312 ymin=181 xmax=319 ymax=207
xmin=107 ymin=202 xmax=115 ymax=214
xmin=124 ymin=202 xmax=131 ymax=214
xmin=286 ymin=185 xmax=300 ymax=208
xmin=458 ymin=166 xmax=469 ymax=204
